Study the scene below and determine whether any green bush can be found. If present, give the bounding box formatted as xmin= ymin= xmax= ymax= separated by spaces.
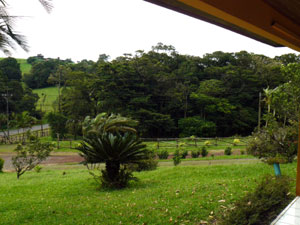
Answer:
xmin=225 ymin=147 xmax=232 ymax=155
xmin=133 ymin=150 xmax=158 ymax=171
xmin=191 ymin=150 xmax=200 ymax=158
xmin=181 ymin=150 xmax=188 ymax=159
xmin=220 ymin=175 xmax=294 ymax=225
xmin=201 ymin=146 xmax=208 ymax=157
xmin=173 ymin=149 xmax=181 ymax=166
xmin=157 ymin=150 xmax=169 ymax=159
xmin=0 ymin=157 xmax=4 ymax=172
xmin=34 ymin=165 xmax=43 ymax=173
xmin=12 ymin=137 xmax=54 ymax=179
xmin=247 ymin=124 xmax=297 ymax=164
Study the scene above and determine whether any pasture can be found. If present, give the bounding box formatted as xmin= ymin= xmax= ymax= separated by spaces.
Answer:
xmin=33 ymin=86 xmax=59 ymax=112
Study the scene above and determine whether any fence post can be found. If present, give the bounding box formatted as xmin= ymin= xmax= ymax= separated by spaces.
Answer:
xmin=176 ymin=139 xmax=179 ymax=149
xmin=57 ymin=133 xmax=60 ymax=149
xmin=157 ymin=138 xmax=160 ymax=149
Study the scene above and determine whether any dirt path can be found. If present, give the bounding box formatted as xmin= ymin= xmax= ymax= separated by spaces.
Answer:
xmin=1 ymin=153 xmax=84 ymax=171
xmin=1 ymin=152 xmax=259 ymax=172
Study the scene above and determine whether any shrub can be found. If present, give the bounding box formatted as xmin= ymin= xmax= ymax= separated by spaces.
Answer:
xmin=132 ymin=150 xmax=158 ymax=172
xmin=220 ymin=175 xmax=294 ymax=225
xmin=204 ymin=140 xmax=211 ymax=146
xmin=157 ymin=150 xmax=169 ymax=159
xmin=240 ymin=149 xmax=245 ymax=155
xmin=179 ymin=142 xmax=185 ymax=147
xmin=201 ymin=146 xmax=208 ymax=157
xmin=191 ymin=150 xmax=200 ymax=158
xmin=0 ymin=157 xmax=4 ymax=172
xmin=12 ymin=136 xmax=53 ymax=179
xmin=181 ymin=149 xmax=188 ymax=159
xmin=34 ymin=165 xmax=43 ymax=173
xmin=225 ymin=147 xmax=232 ymax=155
xmin=247 ymin=124 xmax=297 ymax=164
xmin=233 ymin=138 xmax=240 ymax=146
xmin=173 ymin=149 xmax=181 ymax=166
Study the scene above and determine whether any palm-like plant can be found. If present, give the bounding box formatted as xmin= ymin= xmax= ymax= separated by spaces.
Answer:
xmin=82 ymin=113 xmax=138 ymax=136
xmin=78 ymin=113 xmax=149 ymax=188
xmin=0 ymin=0 xmax=52 ymax=54
xmin=78 ymin=132 xmax=148 ymax=188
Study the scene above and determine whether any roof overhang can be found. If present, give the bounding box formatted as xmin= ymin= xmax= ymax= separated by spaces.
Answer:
xmin=145 ymin=0 xmax=300 ymax=52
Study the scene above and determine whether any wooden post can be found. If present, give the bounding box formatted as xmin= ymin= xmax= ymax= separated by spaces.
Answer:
xmin=57 ymin=133 xmax=60 ymax=149
xmin=296 ymin=119 xmax=300 ymax=196
xmin=258 ymin=92 xmax=261 ymax=131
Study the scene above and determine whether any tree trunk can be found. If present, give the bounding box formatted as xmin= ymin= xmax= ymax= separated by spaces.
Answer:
xmin=105 ymin=161 xmax=120 ymax=182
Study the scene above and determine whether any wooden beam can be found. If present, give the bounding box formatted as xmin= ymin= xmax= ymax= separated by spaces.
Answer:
xmin=177 ymin=0 xmax=300 ymax=51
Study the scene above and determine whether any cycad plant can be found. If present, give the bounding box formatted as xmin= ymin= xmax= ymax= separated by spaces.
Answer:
xmin=82 ymin=113 xmax=137 ymax=136
xmin=77 ymin=113 xmax=149 ymax=189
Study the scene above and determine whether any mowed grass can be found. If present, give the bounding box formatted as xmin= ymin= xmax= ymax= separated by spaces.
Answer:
xmin=33 ymin=86 xmax=58 ymax=112
xmin=0 ymin=162 xmax=296 ymax=225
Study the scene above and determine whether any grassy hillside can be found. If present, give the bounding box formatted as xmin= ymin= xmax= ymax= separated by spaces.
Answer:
xmin=33 ymin=86 xmax=58 ymax=112
xmin=0 ymin=57 xmax=31 ymax=75
xmin=17 ymin=58 xmax=31 ymax=74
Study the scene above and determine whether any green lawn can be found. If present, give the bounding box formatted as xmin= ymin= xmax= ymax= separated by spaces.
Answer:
xmin=0 ymin=162 xmax=296 ymax=225
xmin=33 ymin=86 xmax=58 ymax=112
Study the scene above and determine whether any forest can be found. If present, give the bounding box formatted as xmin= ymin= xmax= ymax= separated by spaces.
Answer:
xmin=1 ymin=43 xmax=300 ymax=138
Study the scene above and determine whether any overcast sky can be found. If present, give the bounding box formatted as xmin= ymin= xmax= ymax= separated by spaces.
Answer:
xmin=2 ymin=0 xmax=298 ymax=62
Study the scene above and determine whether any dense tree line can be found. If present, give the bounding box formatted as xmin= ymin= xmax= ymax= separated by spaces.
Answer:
xmin=2 ymin=44 xmax=297 ymax=138
xmin=57 ymin=44 xmax=296 ymax=138
xmin=23 ymin=54 xmax=73 ymax=89
xmin=0 ymin=57 xmax=38 ymax=115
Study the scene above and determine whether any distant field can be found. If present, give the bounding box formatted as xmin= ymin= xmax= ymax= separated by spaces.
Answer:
xmin=17 ymin=58 xmax=31 ymax=74
xmin=0 ymin=58 xmax=31 ymax=75
xmin=33 ymin=86 xmax=58 ymax=112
